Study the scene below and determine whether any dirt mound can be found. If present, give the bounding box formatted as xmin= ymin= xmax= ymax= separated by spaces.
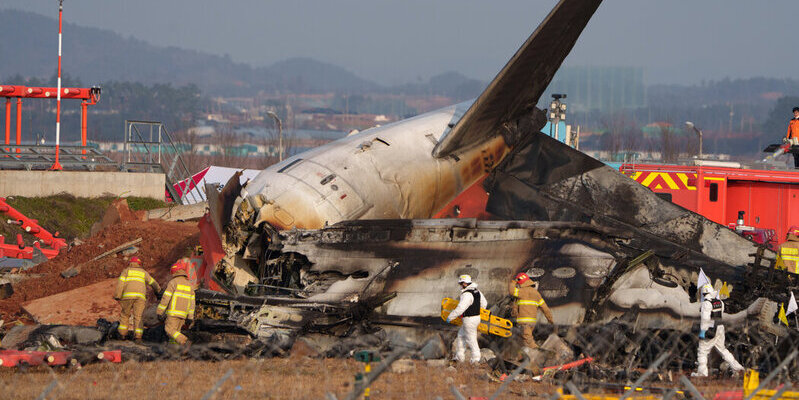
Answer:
xmin=0 ymin=219 xmax=199 ymax=322
xmin=89 ymin=198 xmax=148 ymax=236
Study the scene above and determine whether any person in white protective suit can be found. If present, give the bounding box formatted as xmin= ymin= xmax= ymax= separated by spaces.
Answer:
xmin=693 ymin=284 xmax=744 ymax=377
xmin=446 ymin=274 xmax=488 ymax=363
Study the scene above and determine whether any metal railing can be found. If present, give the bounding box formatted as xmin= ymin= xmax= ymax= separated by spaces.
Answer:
xmin=122 ymin=120 xmax=202 ymax=205
xmin=0 ymin=144 xmax=116 ymax=171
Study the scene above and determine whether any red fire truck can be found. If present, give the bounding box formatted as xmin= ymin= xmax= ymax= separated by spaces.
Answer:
xmin=620 ymin=161 xmax=799 ymax=249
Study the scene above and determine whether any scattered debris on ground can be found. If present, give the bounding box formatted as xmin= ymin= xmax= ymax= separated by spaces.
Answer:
xmin=60 ymin=237 xmax=142 ymax=278
xmin=146 ymin=202 xmax=207 ymax=222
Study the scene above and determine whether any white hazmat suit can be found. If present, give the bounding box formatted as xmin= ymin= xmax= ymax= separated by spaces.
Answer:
xmin=447 ymin=281 xmax=488 ymax=363
xmin=695 ymin=287 xmax=744 ymax=377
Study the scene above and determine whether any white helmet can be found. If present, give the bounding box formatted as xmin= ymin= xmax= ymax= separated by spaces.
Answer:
xmin=700 ymin=284 xmax=715 ymax=298
xmin=458 ymin=274 xmax=472 ymax=284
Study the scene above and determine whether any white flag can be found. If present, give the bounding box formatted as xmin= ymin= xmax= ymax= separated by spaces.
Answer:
xmin=788 ymin=292 xmax=798 ymax=316
xmin=697 ymin=268 xmax=711 ymax=292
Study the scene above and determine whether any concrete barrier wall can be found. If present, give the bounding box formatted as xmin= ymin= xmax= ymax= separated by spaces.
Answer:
xmin=0 ymin=171 xmax=165 ymax=199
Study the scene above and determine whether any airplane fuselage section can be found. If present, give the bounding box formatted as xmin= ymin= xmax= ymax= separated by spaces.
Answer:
xmin=241 ymin=101 xmax=510 ymax=231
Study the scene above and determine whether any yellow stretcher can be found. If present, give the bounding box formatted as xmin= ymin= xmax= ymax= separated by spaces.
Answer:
xmin=440 ymin=297 xmax=513 ymax=338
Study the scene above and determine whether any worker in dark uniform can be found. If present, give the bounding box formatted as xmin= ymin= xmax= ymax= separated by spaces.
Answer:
xmin=786 ymin=107 xmax=799 ymax=167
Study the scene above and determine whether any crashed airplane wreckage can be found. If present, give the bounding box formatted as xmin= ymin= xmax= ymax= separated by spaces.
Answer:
xmin=197 ymin=136 xmax=794 ymax=341
xmin=192 ymin=0 xmax=794 ymax=343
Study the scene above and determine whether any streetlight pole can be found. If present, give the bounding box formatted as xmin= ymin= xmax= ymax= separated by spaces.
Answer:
xmin=266 ymin=111 xmax=283 ymax=161
xmin=685 ymin=121 xmax=703 ymax=160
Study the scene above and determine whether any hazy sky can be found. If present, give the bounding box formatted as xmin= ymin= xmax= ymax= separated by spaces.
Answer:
xmin=5 ymin=1 xmax=798 ymax=86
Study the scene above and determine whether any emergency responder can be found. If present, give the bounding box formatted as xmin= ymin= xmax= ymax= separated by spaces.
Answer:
xmin=446 ymin=274 xmax=488 ymax=363
xmin=508 ymin=272 xmax=554 ymax=351
xmin=693 ymin=284 xmax=744 ymax=377
xmin=114 ymin=256 xmax=161 ymax=341
xmin=157 ymin=258 xmax=195 ymax=345
xmin=786 ymin=107 xmax=799 ymax=168
xmin=778 ymin=226 xmax=799 ymax=274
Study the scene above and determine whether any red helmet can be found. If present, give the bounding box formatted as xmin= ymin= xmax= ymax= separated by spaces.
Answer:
xmin=515 ymin=272 xmax=530 ymax=284
xmin=170 ymin=260 xmax=187 ymax=275
xmin=129 ymin=256 xmax=142 ymax=265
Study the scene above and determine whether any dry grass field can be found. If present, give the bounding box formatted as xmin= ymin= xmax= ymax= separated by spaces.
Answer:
xmin=0 ymin=356 xmax=746 ymax=400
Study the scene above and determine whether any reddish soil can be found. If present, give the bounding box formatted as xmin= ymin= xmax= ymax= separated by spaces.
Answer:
xmin=0 ymin=220 xmax=199 ymax=322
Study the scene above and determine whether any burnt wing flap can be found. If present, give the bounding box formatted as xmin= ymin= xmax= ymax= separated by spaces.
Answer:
xmin=433 ymin=0 xmax=602 ymax=158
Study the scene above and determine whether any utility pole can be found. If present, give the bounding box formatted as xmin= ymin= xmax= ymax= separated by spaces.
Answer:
xmin=266 ymin=111 xmax=283 ymax=161
xmin=728 ymin=103 xmax=734 ymax=134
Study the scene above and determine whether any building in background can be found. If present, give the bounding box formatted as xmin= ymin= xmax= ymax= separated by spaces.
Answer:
xmin=546 ymin=66 xmax=646 ymax=112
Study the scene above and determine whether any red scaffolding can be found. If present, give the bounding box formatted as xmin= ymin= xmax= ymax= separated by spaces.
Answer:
xmin=0 ymin=85 xmax=100 ymax=154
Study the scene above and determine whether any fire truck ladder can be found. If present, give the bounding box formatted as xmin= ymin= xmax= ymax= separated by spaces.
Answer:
xmin=121 ymin=120 xmax=202 ymax=205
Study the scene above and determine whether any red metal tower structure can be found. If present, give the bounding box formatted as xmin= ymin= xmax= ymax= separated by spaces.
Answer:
xmin=1 ymin=0 xmax=100 ymax=161
xmin=0 ymin=85 xmax=100 ymax=155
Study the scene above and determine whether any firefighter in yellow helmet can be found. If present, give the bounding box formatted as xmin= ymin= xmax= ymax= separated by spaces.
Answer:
xmin=157 ymin=258 xmax=195 ymax=345
xmin=778 ymin=226 xmax=799 ymax=274
xmin=114 ymin=256 xmax=161 ymax=341
xmin=508 ymin=272 xmax=553 ymax=351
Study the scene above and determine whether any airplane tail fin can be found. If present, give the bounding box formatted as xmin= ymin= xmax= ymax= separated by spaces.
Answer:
xmin=433 ymin=0 xmax=602 ymax=158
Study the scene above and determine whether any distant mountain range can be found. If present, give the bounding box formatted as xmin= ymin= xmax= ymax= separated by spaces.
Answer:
xmin=5 ymin=8 xmax=795 ymax=119
xmin=0 ymin=9 xmax=484 ymax=99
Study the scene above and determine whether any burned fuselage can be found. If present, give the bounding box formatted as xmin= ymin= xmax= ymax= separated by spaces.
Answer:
xmin=202 ymin=217 xmax=782 ymax=338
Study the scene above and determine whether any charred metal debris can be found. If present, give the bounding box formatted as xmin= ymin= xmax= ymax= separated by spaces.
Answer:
xmin=198 ymin=215 xmax=795 ymax=340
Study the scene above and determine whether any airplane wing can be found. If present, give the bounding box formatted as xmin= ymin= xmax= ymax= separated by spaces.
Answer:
xmin=433 ymin=0 xmax=602 ymax=158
